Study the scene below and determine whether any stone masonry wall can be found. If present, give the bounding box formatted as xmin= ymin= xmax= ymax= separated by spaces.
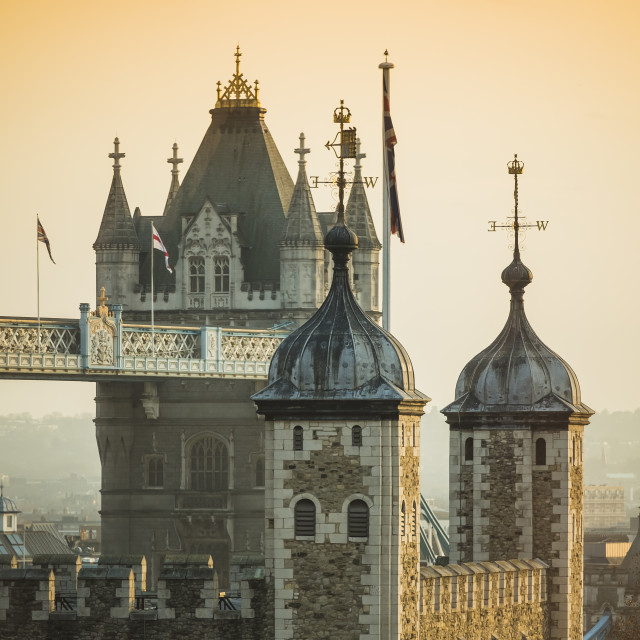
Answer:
xmin=400 ymin=418 xmax=421 ymax=640
xmin=420 ymin=559 xmax=550 ymax=640
xmin=0 ymin=566 xmax=270 ymax=640
xmin=569 ymin=427 xmax=584 ymax=640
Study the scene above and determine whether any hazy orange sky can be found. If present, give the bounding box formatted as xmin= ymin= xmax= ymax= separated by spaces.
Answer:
xmin=1 ymin=0 xmax=639 ymax=416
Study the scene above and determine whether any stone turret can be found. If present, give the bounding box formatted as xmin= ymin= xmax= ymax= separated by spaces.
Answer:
xmin=93 ymin=137 xmax=140 ymax=307
xmin=279 ymin=133 xmax=325 ymax=315
xmin=345 ymin=138 xmax=381 ymax=316
xmin=254 ymin=109 xmax=428 ymax=637
xmin=442 ymin=155 xmax=592 ymax=640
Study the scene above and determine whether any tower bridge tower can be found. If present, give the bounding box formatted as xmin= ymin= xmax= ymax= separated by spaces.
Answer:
xmin=91 ymin=50 xmax=381 ymax=586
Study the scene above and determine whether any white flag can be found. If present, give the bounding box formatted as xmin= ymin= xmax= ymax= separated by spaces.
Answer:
xmin=152 ymin=223 xmax=173 ymax=273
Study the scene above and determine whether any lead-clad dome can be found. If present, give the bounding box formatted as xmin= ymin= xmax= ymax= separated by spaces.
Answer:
xmin=253 ymin=222 xmax=427 ymax=406
xmin=444 ymin=256 xmax=592 ymax=415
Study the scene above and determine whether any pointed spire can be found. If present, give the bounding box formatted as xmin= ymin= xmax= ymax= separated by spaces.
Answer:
xmin=163 ymin=142 xmax=183 ymax=215
xmin=94 ymin=138 xmax=140 ymax=249
xmin=345 ymin=138 xmax=381 ymax=249
xmin=281 ymin=133 xmax=323 ymax=245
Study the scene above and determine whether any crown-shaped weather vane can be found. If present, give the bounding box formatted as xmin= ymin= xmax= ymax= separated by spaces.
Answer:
xmin=308 ymin=101 xmax=378 ymax=201
xmin=488 ymin=154 xmax=549 ymax=256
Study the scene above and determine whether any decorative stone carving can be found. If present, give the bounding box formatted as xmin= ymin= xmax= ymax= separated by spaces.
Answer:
xmin=88 ymin=287 xmax=117 ymax=366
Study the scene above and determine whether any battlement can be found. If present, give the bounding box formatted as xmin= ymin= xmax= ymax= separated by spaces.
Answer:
xmin=0 ymin=560 xmax=271 ymax=639
xmin=420 ymin=558 xmax=550 ymax=639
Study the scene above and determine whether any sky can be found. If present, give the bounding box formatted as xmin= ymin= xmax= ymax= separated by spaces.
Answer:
xmin=1 ymin=0 xmax=639 ymax=418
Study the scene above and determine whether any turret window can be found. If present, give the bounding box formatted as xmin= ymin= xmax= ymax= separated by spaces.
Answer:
xmin=294 ymin=499 xmax=316 ymax=537
xmin=214 ymin=256 xmax=230 ymax=293
xmin=352 ymin=425 xmax=362 ymax=447
xmin=464 ymin=437 xmax=473 ymax=462
xmin=255 ymin=456 xmax=265 ymax=487
xmin=535 ymin=438 xmax=546 ymax=466
xmin=293 ymin=426 xmax=303 ymax=451
xmin=188 ymin=435 xmax=229 ymax=491
xmin=348 ymin=500 xmax=369 ymax=538
xmin=189 ymin=257 xmax=205 ymax=293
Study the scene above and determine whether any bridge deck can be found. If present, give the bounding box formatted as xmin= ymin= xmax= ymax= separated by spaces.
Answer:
xmin=0 ymin=312 xmax=285 ymax=381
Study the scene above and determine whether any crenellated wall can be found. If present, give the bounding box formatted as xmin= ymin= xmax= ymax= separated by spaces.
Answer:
xmin=419 ymin=558 xmax=550 ymax=640
xmin=0 ymin=563 xmax=271 ymax=639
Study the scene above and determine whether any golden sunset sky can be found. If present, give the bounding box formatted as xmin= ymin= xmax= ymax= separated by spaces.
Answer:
xmin=1 ymin=0 xmax=639 ymax=416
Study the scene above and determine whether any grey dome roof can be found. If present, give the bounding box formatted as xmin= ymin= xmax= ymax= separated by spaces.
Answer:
xmin=253 ymin=222 xmax=427 ymax=407
xmin=443 ymin=256 xmax=592 ymax=415
xmin=0 ymin=495 xmax=20 ymax=514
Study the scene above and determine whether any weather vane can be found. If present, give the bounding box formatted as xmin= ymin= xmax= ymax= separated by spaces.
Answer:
xmin=488 ymin=154 xmax=549 ymax=257
xmin=309 ymin=100 xmax=378 ymax=193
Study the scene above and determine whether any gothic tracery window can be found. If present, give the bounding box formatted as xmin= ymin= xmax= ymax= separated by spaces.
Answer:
xmin=188 ymin=435 xmax=229 ymax=491
xmin=189 ymin=257 xmax=205 ymax=293
xmin=214 ymin=256 xmax=230 ymax=293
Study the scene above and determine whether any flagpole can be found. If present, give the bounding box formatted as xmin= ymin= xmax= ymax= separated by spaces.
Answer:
xmin=151 ymin=224 xmax=155 ymax=355
xmin=36 ymin=214 xmax=41 ymax=353
xmin=379 ymin=56 xmax=394 ymax=332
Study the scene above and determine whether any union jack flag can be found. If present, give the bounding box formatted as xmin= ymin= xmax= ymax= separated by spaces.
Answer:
xmin=37 ymin=216 xmax=55 ymax=264
xmin=383 ymin=74 xmax=404 ymax=243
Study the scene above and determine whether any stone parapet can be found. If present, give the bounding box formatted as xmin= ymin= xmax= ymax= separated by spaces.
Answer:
xmin=420 ymin=559 xmax=549 ymax=639
xmin=33 ymin=554 xmax=81 ymax=594
xmin=0 ymin=567 xmax=54 ymax=622
xmin=77 ymin=566 xmax=134 ymax=618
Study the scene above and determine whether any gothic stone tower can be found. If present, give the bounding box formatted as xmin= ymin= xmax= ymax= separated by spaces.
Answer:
xmin=92 ymin=50 xmax=382 ymax=586
xmin=442 ymin=157 xmax=592 ymax=640
xmin=254 ymin=212 xmax=428 ymax=639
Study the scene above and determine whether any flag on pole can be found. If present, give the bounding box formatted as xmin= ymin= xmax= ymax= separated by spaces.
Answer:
xmin=37 ymin=216 xmax=56 ymax=263
xmin=152 ymin=223 xmax=173 ymax=273
xmin=383 ymin=73 xmax=404 ymax=243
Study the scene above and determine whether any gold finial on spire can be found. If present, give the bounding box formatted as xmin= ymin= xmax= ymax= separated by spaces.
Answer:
xmin=215 ymin=47 xmax=261 ymax=109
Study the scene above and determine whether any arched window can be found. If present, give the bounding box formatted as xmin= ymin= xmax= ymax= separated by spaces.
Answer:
xmin=535 ymin=438 xmax=546 ymax=465
xmin=294 ymin=499 xmax=316 ymax=537
xmin=188 ymin=435 xmax=229 ymax=491
xmin=148 ymin=457 xmax=164 ymax=487
xmin=255 ymin=456 xmax=265 ymax=487
xmin=189 ymin=257 xmax=205 ymax=293
xmin=214 ymin=256 xmax=230 ymax=293
xmin=348 ymin=500 xmax=369 ymax=538
xmin=400 ymin=501 xmax=406 ymax=535
xmin=293 ymin=426 xmax=303 ymax=451
xmin=352 ymin=425 xmax=362 ymax=447
xmin=464 ymin=437 xmax=473 ymax=462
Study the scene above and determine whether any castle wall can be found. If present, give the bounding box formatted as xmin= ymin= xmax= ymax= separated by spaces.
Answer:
xmin=419 ymin=559 xmax=549 ymax=640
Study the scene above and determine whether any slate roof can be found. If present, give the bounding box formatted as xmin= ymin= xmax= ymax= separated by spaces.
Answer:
xmin=151 ymin=105 xmax=294 ymax=286
xmin=253 ymin=219 xmax=428 ymax=416
xmin=93 ymin=140 xmax=140 ymax=250
xmin=344 ymin=155 xmax=381 ymax=250
xmin=443 ymin=256 xmax=593 ymax=416
xmin=281 ymin=136 xmax=323 ymax=246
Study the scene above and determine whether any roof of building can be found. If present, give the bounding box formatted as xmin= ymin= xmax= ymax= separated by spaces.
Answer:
xmin=344 ymin=140 xmax=381 ymax=250
xmin=152 ymin=49 xmax=294 ymax=285
xmin=0 ymin=495 xmax=19 ymax=515
xmin=254 ymin=197 xmax=428 ymax=415
xmin=93 ymin=138 xmax=140 ymax=250
xmin=443 ymin=158 xmax=592 ymax=418
xmin=281 ymin=133 xmax=323 ymax=246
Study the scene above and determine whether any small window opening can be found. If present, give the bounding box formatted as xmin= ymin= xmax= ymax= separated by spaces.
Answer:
xmin=464 ymin=437 xmax=473 ymax=462
xmin=535 ymin=438 xmax=546 ymax=465
xmin=352 ymin=425 xmax=362 ymax=447
xmin=348 ymin=500 xmax=369 ymax=538
xmin=293 ymin=426 xmax=303 ymax=451
xmin=294 ymin=499 xmax=316 ymax=537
